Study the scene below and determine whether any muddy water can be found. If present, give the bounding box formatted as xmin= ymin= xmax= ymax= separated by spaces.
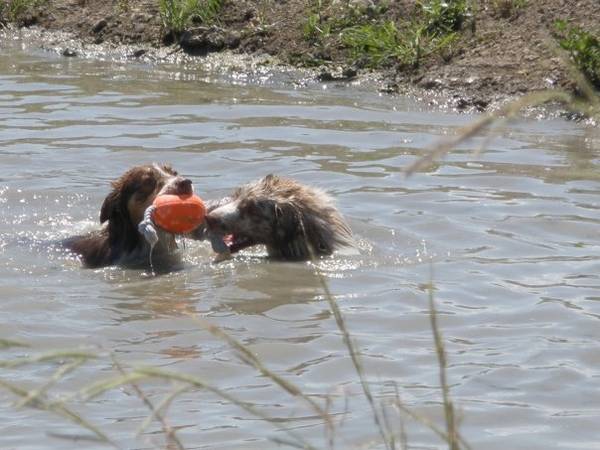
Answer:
xmin=1 ymin=39 xmax=600 ymax=450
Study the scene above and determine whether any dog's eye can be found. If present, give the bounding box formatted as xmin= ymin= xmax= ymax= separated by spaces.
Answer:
xmin=239 ymin=199 xmax=258 ymax=215
xmin=162 ymin=165 xmax=177 ymax=176
xmin=139 ymin=176 xmax=157 ymax=192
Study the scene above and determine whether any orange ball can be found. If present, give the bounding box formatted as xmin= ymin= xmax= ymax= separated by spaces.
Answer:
xmin=152 ymin=194 xmax=206 ymax=234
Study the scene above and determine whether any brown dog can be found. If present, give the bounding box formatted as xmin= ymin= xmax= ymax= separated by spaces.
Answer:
xmin=64 ymin=164 xmax=193 ymax=268
xmin=198 ymin=175 xmax=353 ymax=260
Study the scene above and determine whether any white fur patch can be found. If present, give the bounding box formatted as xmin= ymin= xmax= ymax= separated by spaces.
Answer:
xmin=153 ymin=163 xmax=172 ymax=178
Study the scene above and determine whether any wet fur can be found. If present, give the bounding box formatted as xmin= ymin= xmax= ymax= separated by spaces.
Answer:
xmin=203 ymin=175 xmax=353 ymax=260
xmin=64 ymin=164 xmax=192 ymax=268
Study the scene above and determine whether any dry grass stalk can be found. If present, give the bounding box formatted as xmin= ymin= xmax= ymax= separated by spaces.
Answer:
xmin=0 ymin=377 xmax=115 ymax=446
xmin=192 ymin=316 xmax=334 ymax=433
xmin=77 ymin=365 xmax=318 ymax=450
xmin=314 ymin=272 xmax=394 ymax=449
xmin=0 ymin=350 xmax=97 ymax=368
xmin=0 ymin=338 xmax=28 ymax=349
xmin=80 ymin=371 xmax=149 ymax=400
xmin=111 ymin=355 xmax=186 ymax=450
xmin=15 ymin=358 xmax=85 ymax=408
xmin=134 ymin=366 xmax=320 ymax=450
xmin=137 ymin=384 xmax=191 ymax=438
xmin=404 ymin=90 xmax=573 ymax=176
xmin=427 ymin=275 xmax=458 ymax=450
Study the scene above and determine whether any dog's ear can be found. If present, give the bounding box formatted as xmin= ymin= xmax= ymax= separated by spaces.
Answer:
xmin=263 ymin=174 xmax=280 ymax=187
xmin=274 ymin=202 xmax=312 ymax=259
xmin=100 ymin=188 xmax=121 ymax=223
xmin=274 ymin=202 xmax=296 ymax=226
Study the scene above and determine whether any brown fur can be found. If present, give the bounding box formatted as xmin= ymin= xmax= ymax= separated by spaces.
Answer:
xmin=202 ymin=175 xmax=353 ymax=260
xmin=64 ymin=164 xmax=193 ymax=268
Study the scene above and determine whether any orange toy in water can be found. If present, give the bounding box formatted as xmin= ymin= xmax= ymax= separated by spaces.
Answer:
xmin=152 ymin=194 xmax=206 ymax=234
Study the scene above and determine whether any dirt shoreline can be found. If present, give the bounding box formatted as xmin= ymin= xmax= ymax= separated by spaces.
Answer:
xmin=4 ymin=0 xmax=600 ymax=112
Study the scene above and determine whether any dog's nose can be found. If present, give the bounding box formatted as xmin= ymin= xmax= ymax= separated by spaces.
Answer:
xmin=176 ymin=178 xmax=193 ymax=195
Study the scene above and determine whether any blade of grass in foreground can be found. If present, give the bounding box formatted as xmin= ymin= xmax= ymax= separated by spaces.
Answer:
xmin=0 ymin=338 xmax=29 ymax=349
xmin=111 ymin=355 xmax=185 ymax=450
xmin=15 ymin=358 xmax=85 ymax=408
xmin=135 ymin=367 xmax=320 ymax=450
xmin=313 ymin=270 xmax=394 ymax=450
xmin=0 ymin=350 xmax=97 ymax=368
xmin=78 ymin=366 xmax=318 ymax=450
xmin=404 ymin=90 xmax=573 ymax=176
xmin=0 ymin=377 xmax=116 ymax=447
xmin=427 ymin=272 xmax=459 ymax=450
xmin=192 ymin=316 xmax=334 ymax=433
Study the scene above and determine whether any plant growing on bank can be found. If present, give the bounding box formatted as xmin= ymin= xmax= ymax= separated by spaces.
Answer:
xmin=421 ymin=0 xmax=469 ymax=34
xmin=555 ymin=20 xmax=600 ymax=89
xmin=341 ymin=0 xmax=467 ymax=69
xmin=2 ymin=0 xmax=47 ymax=23
xmin=303 ymin=0 xmax=389 ymax=43
xmin=344 ymin=21 xmax=459 ymax=69
xmin=304 ymin=0 xmax=468 ymax=69
xmin=158 ymin=0 xmax=223 ymax=36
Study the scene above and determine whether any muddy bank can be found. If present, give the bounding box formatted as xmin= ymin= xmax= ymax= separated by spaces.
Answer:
xmin=4 ymin=0 xmax=600 ymax=111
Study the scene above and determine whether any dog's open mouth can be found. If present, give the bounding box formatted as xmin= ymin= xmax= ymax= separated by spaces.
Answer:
xmin=209 ymin=233 xmax=256 ymax=255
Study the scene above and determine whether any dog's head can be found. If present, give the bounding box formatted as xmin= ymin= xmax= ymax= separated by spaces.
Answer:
xmin=100 ymin=164 xmax=193 ymax=247
xmin=205 ymin=175 xmax=352 ymax=259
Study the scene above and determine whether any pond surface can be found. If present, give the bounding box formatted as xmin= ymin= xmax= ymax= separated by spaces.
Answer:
xmin=1 ymin=35 xmax=600 ymax=450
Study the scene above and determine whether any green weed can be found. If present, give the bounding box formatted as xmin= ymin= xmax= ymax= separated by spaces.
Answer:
xmin=420 ymin=0 xmax=469 ymax=35
xmin=192 ymin=0 xmax=223 ymax=25
xmin=342 ymin=20 xmax=458 ymax=69
xmin=158 ymin=0 xmax=223 ymax=36
xmin=342 ymin=21 xmax=401 ymax=68
xmin=555 ymin=20 xmax=600 ymax=89
xmin=3 ymin=0 xmax=46 ymax=23
xmin=303 ymin=12 xmax=331 ymax=42
xmin=308 ymin=0 xmax=465 ymax=70
xmin=303 ymin=0 xmax=388 ymax=44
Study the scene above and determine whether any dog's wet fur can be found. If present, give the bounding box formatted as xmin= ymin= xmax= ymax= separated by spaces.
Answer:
xmin=64 ymin=164 xmax=193 ymax=268
xmin=201 ymin=175 xmax=353 ymax=260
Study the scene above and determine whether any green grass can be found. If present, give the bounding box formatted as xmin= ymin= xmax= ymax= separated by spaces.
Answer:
xmin=555 ymin=20 xmax=600 ymax=89
xmin=303 ymin=0 xmax=388 ymax=44
xmin=306 ymin=0 xmax=466 ymax=70
xmin=303 ymin=12 xmax=331 ymax=42
xmin=2 ymin=0 xmax=46 ymax=23
xmin=421 ymin=0 xmax=469 ymax=34
xmin=342 ymin=19 xmax=459 ymax=69
xmin=342 ymin=21 xmax=404 ymax=68
xmin=158 ymin=0 xmax=223 ymax=36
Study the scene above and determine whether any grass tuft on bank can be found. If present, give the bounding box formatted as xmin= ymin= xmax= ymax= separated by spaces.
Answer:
xmin=0 ymin=0 xmax=46 ymax=24
xmin=555 ymin=20 xmax=600 ymax=89
xmin=158 ymin=0 xmax=223 ymax=36
xmin=304 ymin=0 xmax=470 ymax=70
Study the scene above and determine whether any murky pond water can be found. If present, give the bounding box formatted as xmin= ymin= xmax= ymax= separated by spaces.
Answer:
xmin=1 ymin=35 xmax=600 ymax=450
